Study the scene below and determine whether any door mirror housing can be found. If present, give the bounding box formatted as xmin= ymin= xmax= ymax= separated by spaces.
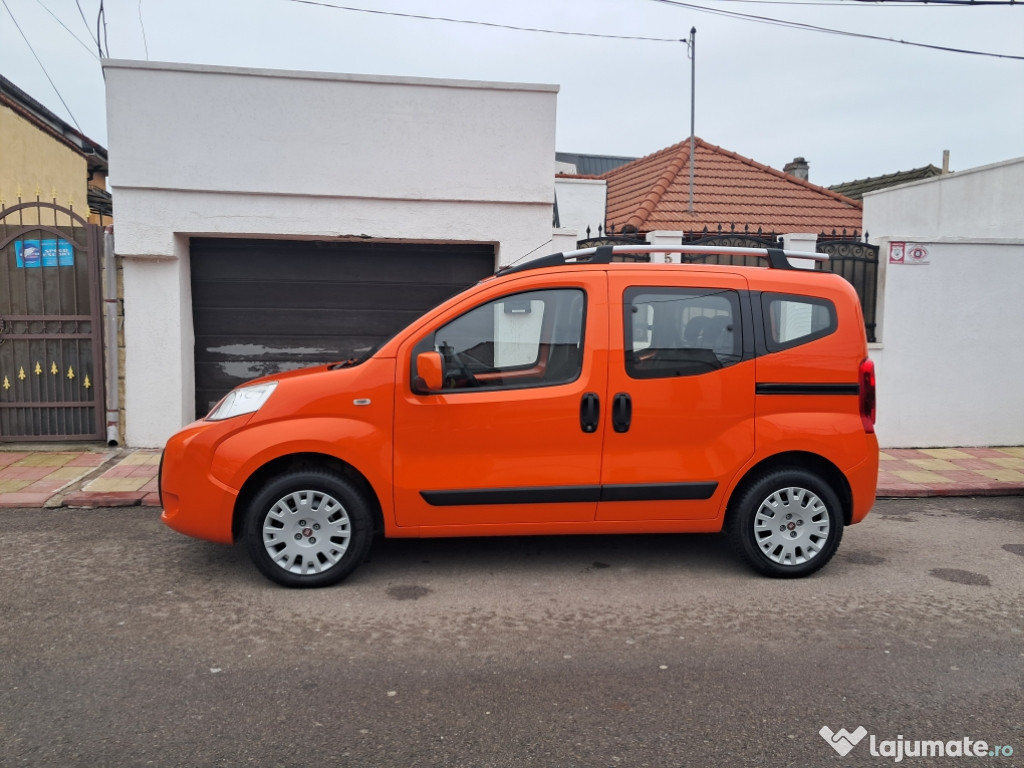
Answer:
xmin=414 ymin=351 xmax=444 ymax=394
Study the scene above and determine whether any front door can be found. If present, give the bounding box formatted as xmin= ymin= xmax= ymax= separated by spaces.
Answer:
xmin=393 ymin=273 xmax=608 ymax=528
xmin=597 ymin=271 xmax=755 ymax=521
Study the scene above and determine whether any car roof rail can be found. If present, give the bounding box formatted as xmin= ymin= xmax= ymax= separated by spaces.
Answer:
xmin=496 ymin=244 xmax=830 ymax=276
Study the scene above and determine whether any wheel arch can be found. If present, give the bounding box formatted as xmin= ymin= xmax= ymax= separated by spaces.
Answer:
xmin=727 ymin=451 xmax=854 ymax=526
xmin=231 ymin=452 xmax=384 ymax=542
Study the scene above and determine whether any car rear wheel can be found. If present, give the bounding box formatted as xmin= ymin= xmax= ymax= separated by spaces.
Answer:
xmin=244 ymin=469 xmax=372 ymax=588
xmin=726 ymin=468 xmax=843 ymax=578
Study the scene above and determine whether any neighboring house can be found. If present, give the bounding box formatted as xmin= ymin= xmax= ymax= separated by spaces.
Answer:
xmin=555 ymin=152 xmax=636 ymax=176
xmin=602 ymin=137 xmax=862 ymax=237
xmin=864 ymin=156 xmax=1024 ymax=448
xmin=830 ymin=164 xmax=946 ymax=202
xmin=104 ymin=61 xmax=559 ymax=447
xmin=1 ymin=75 xmax=113 ymax=445
xmin=0 ymin=74 xmax=110 ymax=225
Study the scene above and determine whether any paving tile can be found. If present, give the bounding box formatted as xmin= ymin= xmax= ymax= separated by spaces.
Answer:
xmin=891 ymin=470 xmax=957 ymax=485
xmin=989 ymin=457 xmax=1024 ymax=470
xmin=17 ymin=453 xmax=76 ymax=467
xmin=66 ymin=453 xmax=112 ymax=467
xmin=908 ymin=458 xmax=963 ymax=472
xmin=0 ymin=492 xmax=52 ymax=507
xmin=976 ymin=468 xmax=1024 ymax=483
xmin=0 ymin=452 xmax=29 ymax=469
xmin=83 ymin=477 xmax=150 ymax=493
xmin=45 ymin=466 xmax=96 ymax=482
xmin=918 ymin=448 xmax=974 ymax=460
xmin=950 ymin=458 xmax=1004 ymax=470
xmin=119 ymin=451 xmax=162 ymax=466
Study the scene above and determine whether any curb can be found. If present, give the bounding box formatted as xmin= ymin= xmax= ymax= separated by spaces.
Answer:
xmin=59 ymin=491 xmax=162 ymax=509
xmin=878 ymin=487 xmax=1024 ymax=500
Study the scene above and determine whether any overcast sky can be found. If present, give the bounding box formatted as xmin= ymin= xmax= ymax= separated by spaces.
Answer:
xmin=1 ymin=0 xmax=1021 ymax=187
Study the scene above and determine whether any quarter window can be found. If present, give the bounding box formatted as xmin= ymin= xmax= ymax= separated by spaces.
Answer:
xmin=625 ymin=287 xmax=741 ymax=379
xmin=417 ymin=289 xmax=586 ymax=391
xmin=762 ymin=293 xmax=836 ymax=351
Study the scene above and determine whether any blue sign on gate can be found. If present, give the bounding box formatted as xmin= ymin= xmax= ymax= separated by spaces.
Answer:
xmin=15 ymin=238 xmax=74 ymax=268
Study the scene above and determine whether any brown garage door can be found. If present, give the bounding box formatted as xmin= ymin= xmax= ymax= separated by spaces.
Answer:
xmin=190 ymin=238 xmax=495 ymax=416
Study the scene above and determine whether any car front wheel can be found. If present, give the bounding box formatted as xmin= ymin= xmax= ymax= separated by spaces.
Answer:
xmin=244 ymin=469 xmax=373 ymax=588
xmin=726 ymin=468 xmax=843 ymax=578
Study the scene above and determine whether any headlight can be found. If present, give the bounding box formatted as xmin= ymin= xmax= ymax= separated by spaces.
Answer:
xmin=206 ymin=381 xmax=278 ymax=421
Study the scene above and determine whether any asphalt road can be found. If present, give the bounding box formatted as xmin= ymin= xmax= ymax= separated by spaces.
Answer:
xmin=1 ymin=497 xmax=1022 ymax=768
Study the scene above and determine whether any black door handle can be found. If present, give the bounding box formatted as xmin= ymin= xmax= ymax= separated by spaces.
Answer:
xmin=580 ymin=392 xmax=600 ymax=433
xmin=612 ymin=393 xmax=632 ymax=433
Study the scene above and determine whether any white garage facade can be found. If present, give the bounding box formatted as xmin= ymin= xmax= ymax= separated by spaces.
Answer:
xmin=104 ymin=61 xmax=559 ymax=447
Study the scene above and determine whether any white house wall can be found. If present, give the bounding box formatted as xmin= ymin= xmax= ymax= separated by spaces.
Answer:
xmin=554 ymin=177 xmax=607 ymax=239
xmin=104 ymin=61 xmax=559 ymax=447
xmin=865 ymin=157 xmax=1024 ymax=448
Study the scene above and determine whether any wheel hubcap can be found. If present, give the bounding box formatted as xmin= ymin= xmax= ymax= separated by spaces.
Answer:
xmin=753 ymin=486 xmax=830 ymax=566
xmin=262 ymin=490 xmax=352 ymax=575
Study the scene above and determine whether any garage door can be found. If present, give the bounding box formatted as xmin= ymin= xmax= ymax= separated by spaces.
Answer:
xmin=190 ymin=238 xmax=495 ymax=416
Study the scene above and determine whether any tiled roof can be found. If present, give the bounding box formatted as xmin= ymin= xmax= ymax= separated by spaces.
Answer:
xmin=829 ymin=165 xmax=944 ymax=201
xmin=602 ymin=137 xmax=862 ymax=235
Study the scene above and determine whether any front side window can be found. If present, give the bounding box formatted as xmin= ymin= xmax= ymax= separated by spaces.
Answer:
xmin=625 ymin=287 xmax=741 ymax=379
xmin=417 ymin=288 xmax=586 ymax=391
xmin=762 ymin=293 xmax=836 ymax=351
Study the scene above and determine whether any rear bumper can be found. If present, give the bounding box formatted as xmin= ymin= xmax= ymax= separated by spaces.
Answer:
xmin=847 ymin=437 xmax=880 ymax=525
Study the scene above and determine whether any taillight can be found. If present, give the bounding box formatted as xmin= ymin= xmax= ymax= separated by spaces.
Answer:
xmin=859 ymin=358 xmax=876 ymax=433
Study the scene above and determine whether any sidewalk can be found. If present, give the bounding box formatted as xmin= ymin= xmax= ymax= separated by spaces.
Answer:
xmin=2 ymin=445 xmax=1024 ymax=509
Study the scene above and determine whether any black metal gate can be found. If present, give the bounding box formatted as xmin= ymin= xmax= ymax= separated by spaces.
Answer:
xmin=0 ymin=199 xmax=105 ymax=441
xmin=816 ymin=234 xmax=879 ymax=343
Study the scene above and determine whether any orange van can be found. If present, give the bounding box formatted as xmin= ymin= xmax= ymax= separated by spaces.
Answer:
xmin=160 ymin=245 xmax=878 ymax=587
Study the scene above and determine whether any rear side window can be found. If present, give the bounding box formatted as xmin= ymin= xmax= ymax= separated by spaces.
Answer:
xmin=762 ymin=293 xmax=836 ymax=351
xmin=625 ymin=287 xmax=741 ymax=379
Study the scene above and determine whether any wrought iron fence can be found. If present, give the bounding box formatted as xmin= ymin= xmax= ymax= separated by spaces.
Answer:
xmin=816 ymin=232 xmax=879 ymax=343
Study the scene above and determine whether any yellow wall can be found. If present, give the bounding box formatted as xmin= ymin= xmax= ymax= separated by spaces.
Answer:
xmin=0 ymin=102 xmax=89 ymax=218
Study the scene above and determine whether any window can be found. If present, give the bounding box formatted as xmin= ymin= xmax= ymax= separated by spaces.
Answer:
xmin=762 ymin=293 xmax=836 ymax=351
xmin=625 ymin=287 xmax=741 ymax=379
xmin=417 ymin=289 xmax=586 ymax=391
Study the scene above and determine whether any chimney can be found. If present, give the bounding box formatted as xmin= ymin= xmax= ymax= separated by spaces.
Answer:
xmin=784 ymin=157 xmax=809 ymax=181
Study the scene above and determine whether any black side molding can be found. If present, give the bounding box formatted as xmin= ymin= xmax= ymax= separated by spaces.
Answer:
xmin=421 ymin=482 xmax=718 ymax=507
xmin=756 ymin=382 xmax=860 ymax=396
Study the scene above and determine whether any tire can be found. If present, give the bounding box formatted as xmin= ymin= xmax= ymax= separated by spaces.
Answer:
xmin=244 ymin=469 xmax=373 ymax=588
xmin=726 ymin=468 xmax=843 ymax=578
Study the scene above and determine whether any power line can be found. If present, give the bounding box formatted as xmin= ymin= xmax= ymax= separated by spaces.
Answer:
xmin=285 ymin=0 xmax=687 ymax=42
xmin=285 ymin=0 xmax=1023 ymax=60
xmin=697 ymin=0 xmax=1018 ymax=5
xmin=0 ymin=0 xmax=85 ymax=132
xmin=34 ymin=0 xmax=101 ymax=60
xmin=74 ymin=0 xmax=99 ymax=47
xmin=647 ymin=0 xmax=1024 ymax=58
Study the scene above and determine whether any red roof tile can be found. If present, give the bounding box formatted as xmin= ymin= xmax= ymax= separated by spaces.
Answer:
xmin=602 ymin=137 xmax=862 ymax=235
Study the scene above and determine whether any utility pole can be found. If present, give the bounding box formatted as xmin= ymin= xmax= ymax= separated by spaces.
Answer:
xmin=688 ymin=27 xmax=696 ymax=214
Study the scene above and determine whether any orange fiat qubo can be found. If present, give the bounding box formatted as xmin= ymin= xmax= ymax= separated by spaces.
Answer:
xmin=160 ymin=245 xmax=878 ymax=588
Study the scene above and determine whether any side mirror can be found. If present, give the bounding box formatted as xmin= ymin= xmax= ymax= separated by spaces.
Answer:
xmin=413 ymin=351 xmax=444 ymax=394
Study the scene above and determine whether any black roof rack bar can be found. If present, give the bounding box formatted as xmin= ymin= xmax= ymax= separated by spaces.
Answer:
xmin=498 ymin=244 xmax=829 ymax=276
